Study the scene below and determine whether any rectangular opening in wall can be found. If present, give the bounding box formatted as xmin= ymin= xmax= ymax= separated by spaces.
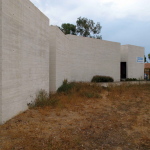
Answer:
xmin=121 ymin=62 xmax=126 ymax=80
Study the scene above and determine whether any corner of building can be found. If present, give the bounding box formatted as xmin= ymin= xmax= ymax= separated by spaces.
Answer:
xmin=121 ymin=44 xmax=145 ymax=80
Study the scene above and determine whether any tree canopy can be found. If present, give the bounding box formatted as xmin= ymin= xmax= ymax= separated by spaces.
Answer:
xmin=145 ymin=55 xmax=147 ymax=62
xmin=60 ymin=23 xmax=76 ymax=35
xmin=76 ymin=17 xmax=102 ymax=39
xmin=59 ymin=17 xmax=102 ymax=39
xmin=145 ymin=54 xmax=150 ymax=63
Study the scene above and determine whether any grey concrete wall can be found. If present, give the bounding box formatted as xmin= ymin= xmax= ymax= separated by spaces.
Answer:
xmin=0 ymin=0 xmax=49 ymax=124
xmin=49 ymin=26 xmax=121 ymax=91
xmin=121 ymin=45 xmax=144 ymax=79
xmin=0 ymin=0 xmax=2 ymax=124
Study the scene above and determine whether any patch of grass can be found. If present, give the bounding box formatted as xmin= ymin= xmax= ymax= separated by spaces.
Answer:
xmin=28 ymin=90 xmax=59 ymax=108
xmin=57 ymin=79 xmax=74 ymax=93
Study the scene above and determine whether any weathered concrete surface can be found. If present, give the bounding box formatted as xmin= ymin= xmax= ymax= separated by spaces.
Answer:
xmin=121 ymin=45 xmax=144 ymax=79
xmin=0 ymin=0 xmax=2 ymax=124
xmin=0 ymin=0 xmax=49 ymax=124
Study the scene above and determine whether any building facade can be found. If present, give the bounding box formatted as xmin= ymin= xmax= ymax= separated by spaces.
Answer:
xmin=0 ymin=0 xmax=145 ymax=124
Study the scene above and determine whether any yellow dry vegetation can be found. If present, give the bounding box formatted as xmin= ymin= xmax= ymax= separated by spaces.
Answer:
xmin=0 ymin=82 xmax=150 ymax=150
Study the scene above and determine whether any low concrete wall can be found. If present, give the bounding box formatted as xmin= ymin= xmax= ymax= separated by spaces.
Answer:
xmin=0 ymin=0 xmax=49 ymax=124
xmin=97 ymin=81 xmax=150 ymax=87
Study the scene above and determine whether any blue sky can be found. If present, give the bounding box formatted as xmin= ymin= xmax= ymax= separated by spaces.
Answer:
xmin=30 ymin=0 xmax=150 ymax=60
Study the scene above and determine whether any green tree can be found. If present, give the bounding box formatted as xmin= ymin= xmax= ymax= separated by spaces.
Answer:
xmin=76 ymin=17 xmax=102 ymax=39
xmin=145 ymin=55 xmax=147 ymax=62
xmin=59 ymin=23 xmax=76 ymax=35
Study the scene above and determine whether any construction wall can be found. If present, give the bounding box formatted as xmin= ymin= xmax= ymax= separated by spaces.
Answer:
xmin=0 ymin=0 xmax=49 ymax=124
xmin=49 ymin=26 xmax=121 ymax=91
xmin=121 ymin=45 xmax=144 ymax=79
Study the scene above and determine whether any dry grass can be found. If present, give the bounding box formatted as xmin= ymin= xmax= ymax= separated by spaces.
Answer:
xmin=0 ymin=82 xmax=150 ymax=150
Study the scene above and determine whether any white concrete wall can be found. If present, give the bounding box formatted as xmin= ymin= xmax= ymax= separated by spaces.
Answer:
xmin=127 ymin=45 xmax=144 ymax=79
xmin=0 ymin=0 xmax=49 ymax=124
xmin=121 ymin=45 xmax=144 ymax=79
xmin=55 ymin=28 xmax=71 ymax=90
xmin=0 ymin=0 xmax=145 ymax=124
xmin=49 ymin=26 xmax=121 ymax=91
xmin=49 ymin=26 xmax=56 ymax=92
xmin=67 ymin=35 xmax=121 ymax=83
xmin=0 ymin=0 xmax=2 ymax=124
xmin=49 ymin=26 xmax=71 ymax=92
xmin=121 ymin=45 xmax=128 ymax=62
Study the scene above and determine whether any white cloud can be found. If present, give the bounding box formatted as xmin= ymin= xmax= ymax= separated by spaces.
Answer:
xmin=30 ymin=0 xmax=150 ymax=25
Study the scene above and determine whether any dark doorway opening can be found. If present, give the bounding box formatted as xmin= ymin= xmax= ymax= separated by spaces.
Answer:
xmin=121 ymin=62 xmax=126 ymax=79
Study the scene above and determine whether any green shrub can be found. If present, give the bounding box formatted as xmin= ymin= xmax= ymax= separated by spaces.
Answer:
xmin=91 ymin=75 xmax=114 ymax=83
xmin=125 ymin=78 xmax=137 ymax=81
xmin=57 ymin=79 xmax=74 ymax=93
xmin=27 ymin=90 xmax=59 ymax=108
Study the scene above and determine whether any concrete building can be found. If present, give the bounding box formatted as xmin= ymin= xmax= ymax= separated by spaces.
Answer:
xmin=0 ymin=0 xmax=145 ymax=124
xmin=0 ymin=0 xmax=49 ymax=124
xmin=49 ymin=26 xmax=144 ymax=91
xmin=121 ymin=45 xmax=144 ymax=80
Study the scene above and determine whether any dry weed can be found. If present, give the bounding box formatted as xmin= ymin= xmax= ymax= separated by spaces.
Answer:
xmin=0 ymin=83 xmax=150 ymax=149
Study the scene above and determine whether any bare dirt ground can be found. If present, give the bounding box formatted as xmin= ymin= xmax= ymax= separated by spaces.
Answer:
xmin=0 ymin=83 xmax=150 ymax=150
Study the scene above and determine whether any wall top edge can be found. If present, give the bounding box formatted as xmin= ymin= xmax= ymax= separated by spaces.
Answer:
xmin=67 ymin=34 xmax=121 ymax=45
xmin=49 ymin=26 xmax=121 ymax=45
xmin=29 ymin=0 xmax=49 ymax=20
xmin=121 ymin=44 xmax=145 ymax=49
